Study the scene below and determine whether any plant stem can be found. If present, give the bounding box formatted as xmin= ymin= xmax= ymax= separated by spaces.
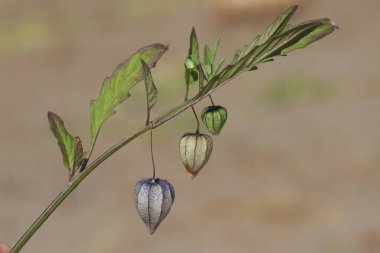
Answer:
xmin=208 ymin=95 xmax=215 ymax=106
xmin=10 ymin=66 xmax=245 ymax=253
xmin=190 ymin=106 xmax=200 ymax=133
xmin=10 ymin=126 xmax=149 ymax=253
xmin=80 ymin=130 xmax=99 ymax=172
xmin=150 ymin=125 xmax=156 ymax=179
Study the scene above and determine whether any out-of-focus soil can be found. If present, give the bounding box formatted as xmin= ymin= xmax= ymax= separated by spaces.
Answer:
xmin=1 ymin=0 xmax=380 ymax=252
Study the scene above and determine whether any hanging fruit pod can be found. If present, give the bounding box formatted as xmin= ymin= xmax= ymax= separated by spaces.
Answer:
xmin=201 ymin=105 xmax=228 ymax=135
xmin=134 ymin=178 xmax=175 ymax=234
xmin=179 ymin=132 xmax=213 ymax=177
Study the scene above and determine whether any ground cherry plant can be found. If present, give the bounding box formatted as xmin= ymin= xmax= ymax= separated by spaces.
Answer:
xmin=5 ymin=6 xmax=337 ymax=252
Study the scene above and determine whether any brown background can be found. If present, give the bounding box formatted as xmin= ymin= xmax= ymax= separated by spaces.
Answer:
xmin=1 ymin=0 xmax=380 ymax=252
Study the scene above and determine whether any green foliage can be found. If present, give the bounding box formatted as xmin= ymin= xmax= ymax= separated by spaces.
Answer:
xmin=141 ymin=59 xmax=158 ymax=124
xmin=47 ymin=112 xmax=83 ymax=172
xmin=203 ymin=38 xmax=223 ymax=80
xmin=184 ymin=27 xmax=200 ymax=92
xmin=7 ymin=5 xmax=340 ymax=253
xmin=90 ymin=44 xmax=168 ymax=143
xmin=188 ymin=27 xmax=200 ymax=60
xmin=26 ymin=5 xmax=336 ymax=252
xmin=184 ymin=29 xmax=226 ymax=103
xmin=281 ymin=21 xmax=337 ymax=55
xmin=196 ymin=6 xmax=337 ymax=98
xmin=232 ymin=5 xmax=298 ymax=63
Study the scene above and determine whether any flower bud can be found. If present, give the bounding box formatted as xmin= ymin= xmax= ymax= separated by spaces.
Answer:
xmin=201 ymin=105 xmax=228 ymax=135
xmin=135 ymin=178 xmax=175 ymax=234
xmin=185 ymin=58 xmax=196 ymax=69
xmin=179 ymin=132 xmax=213 ymax=177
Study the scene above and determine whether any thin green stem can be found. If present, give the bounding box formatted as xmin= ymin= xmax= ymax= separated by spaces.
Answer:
xmin=190 ymin=106 xmax=200 ymax=133
xmin=10 ymin=126 xmax=149 ymax=253
xmin=150 ymin=125 xmax=156 ymax=179
xmin=208 ymin=95 xmax=215 ymax=106
xmin=184 ymin=86 xmax=189 ymax=101
xmin=153 ymin=68 xmax=245 ymax=128
xmin=80 ymin=130 xmax=100 ymax=173
xmin=10 ymin=66 xmax=246 ymax=253
xmin=8 ymin=11 xmax=337 ymax=250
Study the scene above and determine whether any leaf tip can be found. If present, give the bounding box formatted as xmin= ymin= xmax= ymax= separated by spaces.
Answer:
xmin=286 ymin=5 xmax=298 ymax=15
xmin=331 ymin=20 xmax=340 ymax=29
xmin=47 ymin=111 xmax=55 ymax=118
xmin=190 ymin=27 xmax=198 ymax=40
xmin=47 ymin=111 xmax=60 ymax=125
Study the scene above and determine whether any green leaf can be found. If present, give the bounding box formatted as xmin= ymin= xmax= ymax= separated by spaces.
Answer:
xmin=48 ymin=112 xmax=82 ymax=171
xmin=198 ymin=62 xmax=206 ymax=88
xmin=233 ymin=5 xmax=298 ymax=63
xmin=255 ymin=5 xmax=298 ymax=46
xmin=214 ymin=58 xmax=225 ymax=75
xmin=211 ymin=38 xmax=221 ymax=64
xmin=185 ymin=67 xmax=199 ymax=89
xmin=185 ymin=27 xmax=200 ymax=90
xmin=90 ymin=43 xmax=168 ymax=143
xmin=204 ymin=38 xmax=222 ymax=79
xmin=73 ymin=136 xmax=84 ymax=171
xmin=198 ymin=8 xmax=337 ymax=97
xmin=281 ymin=20 xmax=337 ymax=55
xmin=203 ymin=45 xmax=213 ymax=77
xmin=253 ymin=18 xmax=335 ymax=62
xmin=188 ymin=27 xmax=200 ymax=62
xmin=141 ymin=59 xmax=158 ymax=124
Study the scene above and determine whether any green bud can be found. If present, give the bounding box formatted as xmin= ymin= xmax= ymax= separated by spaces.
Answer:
xmin=179 ymin=132 xmax=213 ymax=178
xmin=201 ymin=105 xmax=228 ymax=135
xmin=185 ymin=58 xmax=196 ymax=69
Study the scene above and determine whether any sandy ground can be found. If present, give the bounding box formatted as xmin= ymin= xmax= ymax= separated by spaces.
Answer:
xmin=1 ymin=0 xmax=380 ymax=252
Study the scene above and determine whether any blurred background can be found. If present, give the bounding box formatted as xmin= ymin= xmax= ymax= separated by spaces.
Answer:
xmin=0 ymin=0 xmax=379 ymax=252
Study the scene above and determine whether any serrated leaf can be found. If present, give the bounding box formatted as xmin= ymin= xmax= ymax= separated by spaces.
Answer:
xmin=254 ymin=18 xmax=334 ymax=62
xmin=198 ymin=9 xmax=336 ymax=97
xmin=233 ymin=5 xmax=298 ymax=63
xmin=90 ymin=44 xmax=168 ymax=143
xmin=281 ymin=20 xmax=337 ymax=55
xmin=238 ymin=18 xmax=336 ymax=73
xmin=255 ymin=5 xmax=298 ymax=46
xmin=48 ymin=111 xmax=77 ymax=171
xmin=141 ymin=59 xmax=158 ymax=124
